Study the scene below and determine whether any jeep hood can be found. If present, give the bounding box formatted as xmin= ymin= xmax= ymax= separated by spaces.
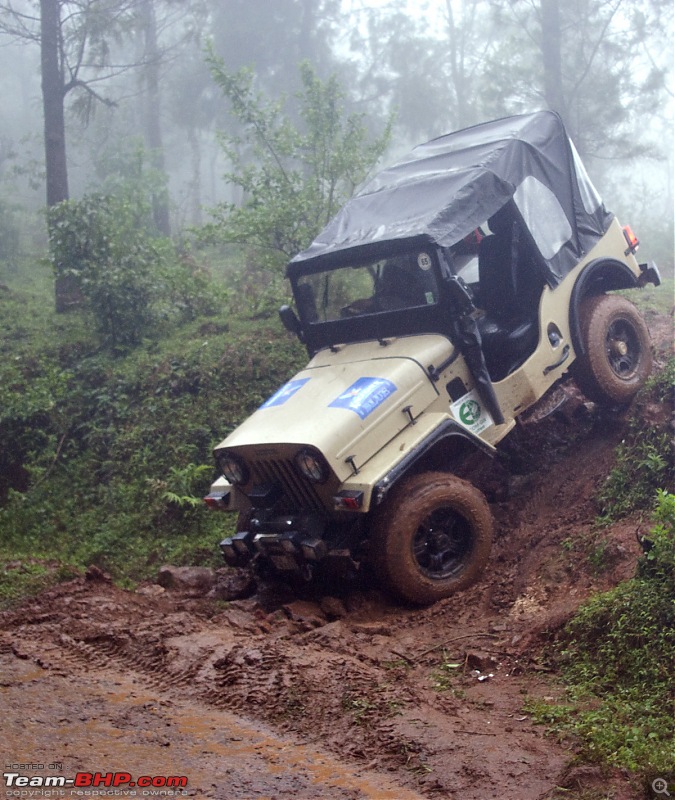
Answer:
xmin=215 ymin=335 xmax=452 ymax=479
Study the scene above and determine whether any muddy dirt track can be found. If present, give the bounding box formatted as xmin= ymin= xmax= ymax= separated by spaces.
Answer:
xmin=2 ymin=312 xmax=673 ymax=800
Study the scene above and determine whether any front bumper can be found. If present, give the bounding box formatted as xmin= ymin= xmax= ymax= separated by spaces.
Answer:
xmin=220 ymin=512 xmax=327 ymax=572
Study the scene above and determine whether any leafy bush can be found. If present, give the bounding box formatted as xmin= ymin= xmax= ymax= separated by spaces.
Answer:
xmin=597 ymin=359 xmax=675 ymax=522
xmin=48 ymin=192 xmax=157 ymax=345
xmin=0 ymin=254 xmax=305 ymax=592
xmin=202 ymin=55 xmax=392 ymax=272
xmin=0 ymin=198 xmax=20 ymax=266
xmin=47 ymin=192 xmax=220 ymax=348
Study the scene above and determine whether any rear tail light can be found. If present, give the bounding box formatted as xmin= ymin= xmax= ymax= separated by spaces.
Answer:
xmin=623 ymin=225 xmax=639 ymax=255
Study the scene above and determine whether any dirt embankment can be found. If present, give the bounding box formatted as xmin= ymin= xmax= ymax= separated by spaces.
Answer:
xmin=2 ymin=313 xmax=673 ymax=800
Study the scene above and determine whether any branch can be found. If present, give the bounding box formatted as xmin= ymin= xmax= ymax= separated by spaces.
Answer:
xmin=0 ymin=1 xmax=40 ymax=41
xmin=63 ymin=77 xmax=117 ymax=107
xmin=30 ymin=431 xmax=69 ymax=492
xmin=569 ymin=0 xmax=623 ymax=96
xmin=414 ymin=633 xmax=499 ymax=662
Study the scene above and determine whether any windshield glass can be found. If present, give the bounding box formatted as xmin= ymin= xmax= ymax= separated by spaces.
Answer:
xmin=296 ymin=250 xmax=439 ymax=323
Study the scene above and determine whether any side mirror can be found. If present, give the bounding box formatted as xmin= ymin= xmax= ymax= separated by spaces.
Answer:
xmin=279 ymin=305 xmax=304 ymax=339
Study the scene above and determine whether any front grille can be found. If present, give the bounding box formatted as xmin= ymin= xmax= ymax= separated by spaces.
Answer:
xmin=252 ymin=458 xmax=324 ymax=511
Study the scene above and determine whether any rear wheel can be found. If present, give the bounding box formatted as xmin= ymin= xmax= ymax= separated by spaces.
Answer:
xmin=573 ymin=294 xmax=652 ymax=404
xmin=370 ymin=472 xmax=492 ymax=605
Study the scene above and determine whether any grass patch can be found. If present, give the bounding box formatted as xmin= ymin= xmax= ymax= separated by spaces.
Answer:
xmin=621 ymin=277 xmax=674 ymax=316
xmin=596 ymin=359 xmax=674 ymax=523
xmin=0 ymin=256 xmax=305 ymax=589
xmin=529 ymin=490 xmax=675 ymax=787
xmin=0 ymin=556 xmax=80 ymax=609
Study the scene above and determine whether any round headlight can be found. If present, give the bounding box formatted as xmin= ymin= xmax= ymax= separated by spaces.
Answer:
xmin=216 ymin=451 xmax=249 ymax=486
xmin=294 ymin=448 xmax=329 ymax=484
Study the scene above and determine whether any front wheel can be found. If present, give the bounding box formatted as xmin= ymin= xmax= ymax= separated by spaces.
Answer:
xmin=370 ymin=472 xmax=493 ymax=605
xmin=573 ymin=294 xmax=652 ymax=405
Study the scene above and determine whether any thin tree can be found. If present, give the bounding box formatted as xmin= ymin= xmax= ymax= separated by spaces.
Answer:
xmin=0 ymin=0 xmax=141 ymax=308
xmin=137 ymin=0 xmax=170 ymax=235
xmin=483 ymin=0 xmax=673 ymax=161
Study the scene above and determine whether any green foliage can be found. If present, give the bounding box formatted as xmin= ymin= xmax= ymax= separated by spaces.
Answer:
xmin=47 ymin=191 xmax=220 ymax=348
xmin=639 ymin=489 xmax=675 ymax=585
xmin=0 ymin=198 xmax=20 ymax=265
xmin=597 ymin=359 xmax=675 ymax=523
xmin=202 ymin=50 xmax=392 ymax=272
xmin=531 ymin=491 xmax=675 ymax=782
xmin=0 ymin=559 xmax=76 ymax=610
xmin=627 ymin=278 xmax=675 ymax=314
xmin=48 ymin=193 xmax=158 ymax=347
xmin=155 ymin=463 xmax=214 ymax=510
xmin=0 ymin=257 xmax=306 ymax=588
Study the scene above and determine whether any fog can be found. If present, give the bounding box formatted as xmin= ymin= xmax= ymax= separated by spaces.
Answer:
xmin=0 ymin=0 xmax=672 ymax=269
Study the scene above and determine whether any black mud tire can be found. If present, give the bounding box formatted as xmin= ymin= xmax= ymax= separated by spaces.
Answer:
xmin=370 ymin=472 xmax=493 ymax=605
xmin=573 ymin=294 xmax=653 ymax=405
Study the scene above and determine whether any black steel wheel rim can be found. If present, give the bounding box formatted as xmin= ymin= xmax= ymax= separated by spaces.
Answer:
xmin=412 ymin=507 xmax=473 ymax=580
xmin=606 ymin=318 xmax=641 ymax=380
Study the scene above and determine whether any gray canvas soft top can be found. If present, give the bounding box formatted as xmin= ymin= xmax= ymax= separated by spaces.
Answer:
xmin=288 ymin=110 xmax=613 ymax=285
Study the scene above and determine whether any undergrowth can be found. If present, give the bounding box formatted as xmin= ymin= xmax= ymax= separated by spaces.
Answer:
xmin=0 ymin=257 xmax=304 ymax=606
xmin=529 ymin=490 xmax=675 ymax=788
xmin=596 ymin=359 xmax=675 ymax=523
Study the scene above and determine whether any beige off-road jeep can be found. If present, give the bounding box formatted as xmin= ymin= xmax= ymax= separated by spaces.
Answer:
xmin=204 ymin=111 xmax=660 ymax=604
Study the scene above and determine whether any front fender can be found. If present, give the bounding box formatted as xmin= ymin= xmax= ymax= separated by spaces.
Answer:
xmin=372 ymin=419 xmax=494 ymax=506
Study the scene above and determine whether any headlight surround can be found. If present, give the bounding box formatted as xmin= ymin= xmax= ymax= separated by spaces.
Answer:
xmin=216 ymin=451 xmax=249 ymax=486
xmin=294 ymin=447 xmax=329 ymax=484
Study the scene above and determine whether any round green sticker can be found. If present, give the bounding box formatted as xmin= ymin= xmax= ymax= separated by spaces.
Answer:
xmin=459 ymin=399 xmax=481 ymax=426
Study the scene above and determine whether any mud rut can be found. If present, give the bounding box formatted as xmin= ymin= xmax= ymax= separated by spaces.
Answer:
xmin=3 ymin=347 xmax=672 ymax=800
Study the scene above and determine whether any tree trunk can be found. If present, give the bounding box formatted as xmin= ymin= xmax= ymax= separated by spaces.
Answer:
xmin=540 ymin=0 xmax=567 ymax=124
xmin=40 ymin=0 xmax=68 ymax=207
xmin=188 ymin=126 xmax=202 ymax=226
xmin=41 ymin=0 xmax=79 ymax=312
xmin=140 ymin=0 xmax=170 ymax=236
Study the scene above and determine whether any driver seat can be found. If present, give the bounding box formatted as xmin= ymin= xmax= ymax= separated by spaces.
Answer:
xmin=476 ymin=209 xmax=540 ymax=380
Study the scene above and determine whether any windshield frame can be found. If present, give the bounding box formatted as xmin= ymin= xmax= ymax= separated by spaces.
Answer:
xmin=289 ymin=243 xmax=454 ymax=352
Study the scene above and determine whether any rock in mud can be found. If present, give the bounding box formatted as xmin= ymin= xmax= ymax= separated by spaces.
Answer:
xmin=157 ymin=565 xmax=216 ymax=595
xmin=319 ymin=596 xmax=348 ymax=620
xmin=85 ymin=565 xmax=111 ymax=582
xmin=465 ymin=650 xmax=498 ymax=672
xmin=282 ymin=600 xmax=326 ymax=629
xmin=209 ymin=568 xmax=257 ymax=601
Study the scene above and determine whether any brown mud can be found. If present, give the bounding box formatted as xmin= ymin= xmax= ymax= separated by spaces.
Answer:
xmin=2 ymin=312 xmax=673 ymax=800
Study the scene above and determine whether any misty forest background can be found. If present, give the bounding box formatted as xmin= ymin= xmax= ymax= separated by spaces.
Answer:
xmin=0 ymin=0 xmax=673 ymax=587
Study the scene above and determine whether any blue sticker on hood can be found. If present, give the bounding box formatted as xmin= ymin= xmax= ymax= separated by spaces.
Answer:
xmin=260 ymin=378 xmax=310 ymax=408
xmin=329 ymin=377 xmax=397 ymax=419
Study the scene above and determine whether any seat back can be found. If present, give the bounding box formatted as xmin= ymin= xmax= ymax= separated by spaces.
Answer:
xmin=478 ymin=225 xmax=519 ymax=322
xmin=478 ymin=208 xmax=543 ymax=322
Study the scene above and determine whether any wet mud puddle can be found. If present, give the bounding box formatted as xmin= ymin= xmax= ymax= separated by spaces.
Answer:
xmin=2 ymin=652 xmax=425 ymax=800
